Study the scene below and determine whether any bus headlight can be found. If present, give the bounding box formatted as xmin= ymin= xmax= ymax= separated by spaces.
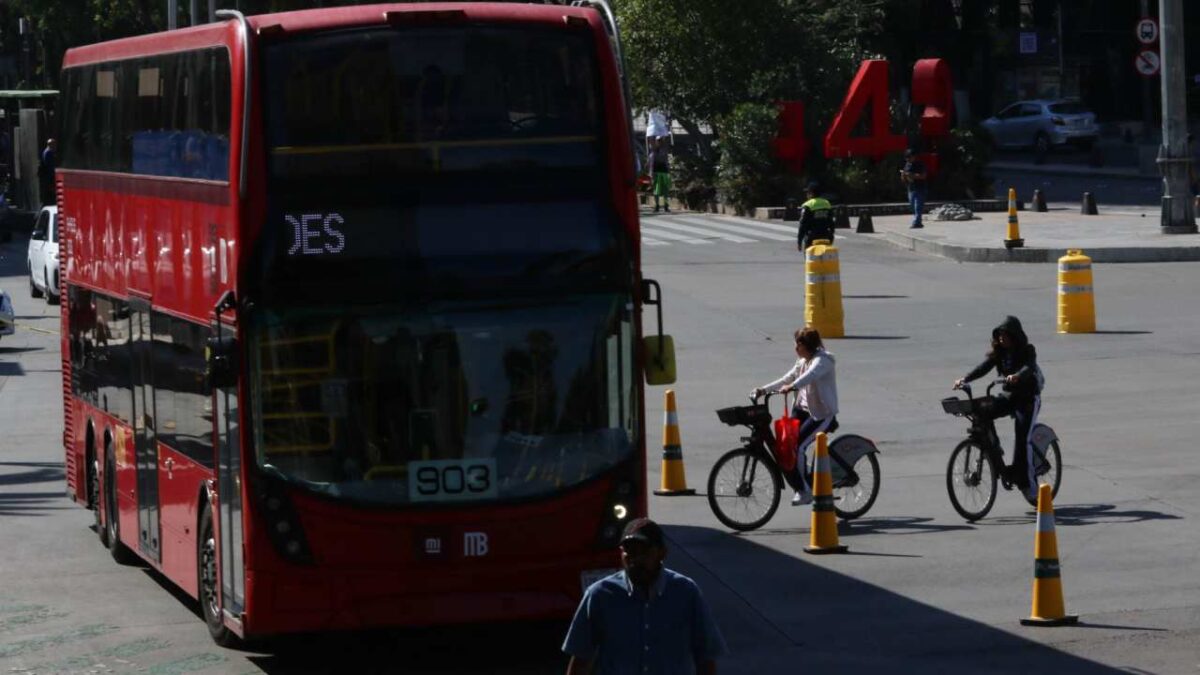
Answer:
xmin=613 ymin=503 xmax=628 ymax=520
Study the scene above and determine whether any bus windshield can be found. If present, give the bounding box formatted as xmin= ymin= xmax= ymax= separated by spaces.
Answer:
xmin=257 ymin=24 xmax=620 ymax=297
xmin=249 ymin=294 xmax=636 ymax=505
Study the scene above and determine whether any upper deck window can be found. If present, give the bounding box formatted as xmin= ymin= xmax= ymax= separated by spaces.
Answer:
xmin=60 ymin=47 xmax=231 ymax=180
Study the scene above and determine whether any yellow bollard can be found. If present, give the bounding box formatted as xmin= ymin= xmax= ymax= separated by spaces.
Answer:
xmin=1005 ymin=187 xmax=1024 ymax=249
xmin=654 ymin=390 xmax=695 ymax=496
xmin=803 ymin=432 xmax=848 ymax=554
xmin=804 ymin=240 xmax=844 ymax=338
xmin=1057 ymin=249 xmax=1095 ymax=333
xmin=1020 ymin=485 xmax=1078 ymax=626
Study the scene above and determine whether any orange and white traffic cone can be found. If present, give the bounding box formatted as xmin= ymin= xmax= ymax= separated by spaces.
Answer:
xmin=1020 ymin=484 xmax=1078 ymax=626
xmin=654 ymin=390 xmax=695 ymax=496
xmin=804 ymin=432 xmax=847 ymax=554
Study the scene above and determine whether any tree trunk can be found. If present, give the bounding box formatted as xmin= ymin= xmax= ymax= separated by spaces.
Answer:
xmin=676 ymin=117 xmax=715 ymax=164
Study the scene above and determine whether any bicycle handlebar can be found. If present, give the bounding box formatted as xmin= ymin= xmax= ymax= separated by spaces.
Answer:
xmin=952 ymin=379 xmax=1008 ymax=400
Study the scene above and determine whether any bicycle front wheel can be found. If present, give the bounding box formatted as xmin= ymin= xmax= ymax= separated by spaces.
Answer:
xmin=707 ymin=447 xmax=782 ymax=532
xmin=946 ymin=439 xmax=998 ymax=522
xmin=830 ymin=436 xmax=881 ymax=520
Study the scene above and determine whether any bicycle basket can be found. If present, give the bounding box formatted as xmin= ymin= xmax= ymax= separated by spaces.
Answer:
xmin=716 ymin=404 xmax=771 ymax=427
xmin=941 ymin=396 xmax=994 ymax=416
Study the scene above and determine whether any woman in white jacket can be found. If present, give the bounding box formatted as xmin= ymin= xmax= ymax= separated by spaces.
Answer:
xmin=753 ymin=326 xmax=839 ymax=506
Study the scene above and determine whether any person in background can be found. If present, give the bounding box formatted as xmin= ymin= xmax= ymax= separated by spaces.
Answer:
xmin=900 ymin=148 xmax=926 ymax=229
xmin=37 ymin=138 xmax=56 ymax=207
xmin=563 ymin=518 xmax=727 ymax=675
xmin=797 ymin=181 xmax=834 ymax=251
xmin=650 ymin=136 xmax=671 ymax=213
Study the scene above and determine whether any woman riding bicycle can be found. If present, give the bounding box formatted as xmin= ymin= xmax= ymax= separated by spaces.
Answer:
xmin=753 ymin=326 xmax=838 ymax=507
xmin=953 ymin=316 xmax=1045 ymax=503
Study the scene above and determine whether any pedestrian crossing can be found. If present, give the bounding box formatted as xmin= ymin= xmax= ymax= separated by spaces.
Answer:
xmin=641 ymin=213 xmax=797 ymax=247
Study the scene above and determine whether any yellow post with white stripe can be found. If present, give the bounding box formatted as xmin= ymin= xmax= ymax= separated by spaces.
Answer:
xmin=1005 ymin=187 xmax=1024 ymax=248
xmin=804 ymin=240 xmax=844 ymax=338
xmin=1057 ymin=249 xmax=1095 ymax=333
xmin=804 ymin=432 xmax=848 ymax=554
xmin=654 ymin=390 xmax=695 ymax=496
xmin=1021 ymin=484 xmax=1078 ymax=626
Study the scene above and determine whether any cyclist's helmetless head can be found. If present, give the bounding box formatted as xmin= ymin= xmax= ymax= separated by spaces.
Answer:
xmin=620 ymin=519 xmax=666 ymax=588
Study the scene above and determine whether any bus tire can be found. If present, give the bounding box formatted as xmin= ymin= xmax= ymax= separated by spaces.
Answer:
xmin=89 ymin=445 xmax=106 ymax=547
xmin=198 ymin=506 xmax=240 ymax=648
xmin=104 ymin=441 xmax=138 ymax=565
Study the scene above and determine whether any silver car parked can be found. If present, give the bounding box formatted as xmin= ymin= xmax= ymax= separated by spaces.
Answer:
xmin=981 ymin=100 xmax=1098 ymax=154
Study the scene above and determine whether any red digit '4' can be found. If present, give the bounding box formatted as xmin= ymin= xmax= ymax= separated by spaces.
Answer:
xmin=823 ymin=60 xmax=907 ymax=160
xmin=912 ymin=58 xmax=954 ymax=138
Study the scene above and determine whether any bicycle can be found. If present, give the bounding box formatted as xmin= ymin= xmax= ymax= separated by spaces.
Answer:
xmin=941 ymin=380 xmax=1063 ymax=522
xmin=707 ymin=392 xmax=881 ymax=531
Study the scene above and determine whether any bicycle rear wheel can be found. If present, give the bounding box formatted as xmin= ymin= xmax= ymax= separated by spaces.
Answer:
xmin=1028 ymin=439 xmax=1063 ymax=505
xmin=830 ymin=436 xmax=881 ymax=520
xmin=707 ymin=447 xmax=782 ymax=532
xmin=946 ymin=439 xmax=998 ymax=522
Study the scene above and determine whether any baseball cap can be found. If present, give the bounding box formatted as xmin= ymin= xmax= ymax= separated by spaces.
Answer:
xmin=620 ymin=518 xmax=665 ymax=548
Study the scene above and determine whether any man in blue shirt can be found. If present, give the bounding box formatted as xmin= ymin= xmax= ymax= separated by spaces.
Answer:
xmin=563 ymin=518 xmax=727 ymax=675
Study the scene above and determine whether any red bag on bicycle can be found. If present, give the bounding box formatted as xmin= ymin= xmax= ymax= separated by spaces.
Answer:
xmin=773 ymin=392 xmax=801 ymax=472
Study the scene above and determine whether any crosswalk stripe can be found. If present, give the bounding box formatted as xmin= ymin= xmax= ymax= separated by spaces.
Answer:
xmin=641 ymin=227 xmax=712 ymax=244
xmin=666 ymin=215 xmax=794 ymax=242
xmin=714 ymin=215 xmax=799 ymax=236
xmin=644 ymin=219 xmax=756 ymax=243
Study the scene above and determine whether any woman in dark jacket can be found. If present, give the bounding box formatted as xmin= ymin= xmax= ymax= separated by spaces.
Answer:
xmin=953 ymin=316 xmax=1045 ymax=502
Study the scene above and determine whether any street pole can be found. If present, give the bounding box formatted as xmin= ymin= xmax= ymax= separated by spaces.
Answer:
xmin=190 ymin=0 xmax=200 ymax=26
xmin=1141 ymin=0 xmax=1155 ymax=140
xmin=1158 ymin=0 xmax=1195 ymax=233
xmin=168 ymin=0 xmax=178 ymax=30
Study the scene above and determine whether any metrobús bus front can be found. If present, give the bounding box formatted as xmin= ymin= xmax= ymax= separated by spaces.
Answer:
xmin=240 ymin=13 xmax=644 ymax=632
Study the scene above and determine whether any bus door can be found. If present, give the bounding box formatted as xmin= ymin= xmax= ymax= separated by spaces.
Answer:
xmin=211 ymin=298 xmax=245 ymax=617
xmin=129 ymin=297 xmax=161 ymax=562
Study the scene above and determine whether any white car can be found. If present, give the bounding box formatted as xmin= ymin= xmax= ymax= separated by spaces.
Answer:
xmin=27 ymin=205 xmax=59 ymax=304
xmin=0 ymin=289 xmax=13 ymax=341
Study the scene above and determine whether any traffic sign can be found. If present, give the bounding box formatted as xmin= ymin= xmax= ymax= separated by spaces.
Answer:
xmin=1136 ymin=17 xmax=1159 ymax=45
xmin=1135 ymin=49 xmax=1161 ymax=77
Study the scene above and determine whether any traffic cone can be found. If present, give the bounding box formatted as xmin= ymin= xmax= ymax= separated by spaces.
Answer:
xmin=654 ymin=390 xmax=695 ymax=496
xmin=1081 ymin=191 xmax=1098 ymax=216
xmin=856 ymin=213 xmax=875 ymax=233
xmin=1005 ymin=187 xmax=1024 ymax=249
xmin=1020 ymin=484 xmax=1078 ymax=626
xmin=804 ymin=432 xmax=847 ymax=554
xmin=1033 ymin=189 xmax=1048 ymax=212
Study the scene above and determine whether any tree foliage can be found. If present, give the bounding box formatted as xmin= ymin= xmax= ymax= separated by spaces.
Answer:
xmin=618 ymin=0 xmax=888 ymax=148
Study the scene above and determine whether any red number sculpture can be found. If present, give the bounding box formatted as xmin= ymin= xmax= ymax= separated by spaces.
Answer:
xmin=772 ymin=101 xmax=810 ymax=174
xmin=912 ymin=58 xmax=954 ymax=138
xmin=823 ymin=60 xmax=907 ymax=160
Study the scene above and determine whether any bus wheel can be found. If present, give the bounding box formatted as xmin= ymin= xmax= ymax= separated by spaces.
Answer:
xmin=90 ymin=450 xmax=107 ymax=546
xmin=104 ymin=444 xmax=137 ymax=565
xmin=198 ymin=507 xmax=240 ymax=647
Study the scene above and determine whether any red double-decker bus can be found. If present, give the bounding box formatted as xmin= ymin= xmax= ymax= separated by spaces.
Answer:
xmin=58 ymin=2 xmax=675 ymax=644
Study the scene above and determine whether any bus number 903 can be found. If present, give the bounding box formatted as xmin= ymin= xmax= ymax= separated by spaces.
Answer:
xmin=408 ymin=459 xmax=498 ymax=502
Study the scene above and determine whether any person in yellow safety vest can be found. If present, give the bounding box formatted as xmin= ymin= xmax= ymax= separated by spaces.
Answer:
xmin=797 ymin=182 xmax=834 ymax=251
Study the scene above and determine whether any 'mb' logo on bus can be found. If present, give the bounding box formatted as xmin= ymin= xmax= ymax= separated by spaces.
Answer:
xmin=464 ymin=532 xmax=489 ymax=557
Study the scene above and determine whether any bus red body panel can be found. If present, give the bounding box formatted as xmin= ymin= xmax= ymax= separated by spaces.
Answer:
xmin=61 ymin=3 xmax=645 ymax=642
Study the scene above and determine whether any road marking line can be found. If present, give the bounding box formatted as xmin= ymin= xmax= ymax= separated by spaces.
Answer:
xmin=667 ymin=215 xmax=794 ymax=241
xmin=641 ymin=227 xmax=712 ymax=245
xmin=646 ymin=219 xmax=756 ymax=243
xmin=713 ymin=215 xmax=800 ymax=236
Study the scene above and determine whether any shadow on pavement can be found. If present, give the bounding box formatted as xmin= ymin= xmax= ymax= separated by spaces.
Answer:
xmin=980 ymin=503 xmax=1182 ymax=528
xmin=665 ymin=523 xmax=1135 ymax=671
xmin=246 ymin=621 xmax=569 ymax=674
xmin=0 ymin=362 xmax=25 ymax=377
xmin=0 ymin=345 xmax=42 ymax=353
xmin=0 ymin=461 xmax=64 ymax=487
xmin=732 ymin=516 xmax=973 ymax=539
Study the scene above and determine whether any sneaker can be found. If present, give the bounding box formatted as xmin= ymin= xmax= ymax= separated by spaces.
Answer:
xmin=664 ymin=205 xmax=671 ymax=213
xmin=652 ymin=206 xmax=660 ymax=213
xmin=1034 ymin=459 xmax=1051 ymax=477
xmin=791 ymin=491 xmax=813 ymax=506
xmin=910 ymin=223 xmax=924 ymax=229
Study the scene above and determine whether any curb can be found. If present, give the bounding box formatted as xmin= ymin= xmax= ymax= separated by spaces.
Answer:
xmin=987 ymin=161 xmax=1155 ymax=181
xmin=876 ymin=230 xmax=1200 ymax=263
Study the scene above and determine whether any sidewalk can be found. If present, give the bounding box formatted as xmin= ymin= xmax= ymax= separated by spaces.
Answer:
xmin=862 ymin=207 xmax=1200 ymax=263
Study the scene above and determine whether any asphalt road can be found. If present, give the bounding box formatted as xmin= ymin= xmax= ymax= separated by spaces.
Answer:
xmin=3 ymin=212 xmax=1200 ymax=673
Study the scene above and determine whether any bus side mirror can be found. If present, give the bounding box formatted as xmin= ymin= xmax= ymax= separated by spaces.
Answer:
xmin=643 ymin=335 xmax=676 ymax=385
xmin=206 ymin=335 xmax=239 ymax=389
